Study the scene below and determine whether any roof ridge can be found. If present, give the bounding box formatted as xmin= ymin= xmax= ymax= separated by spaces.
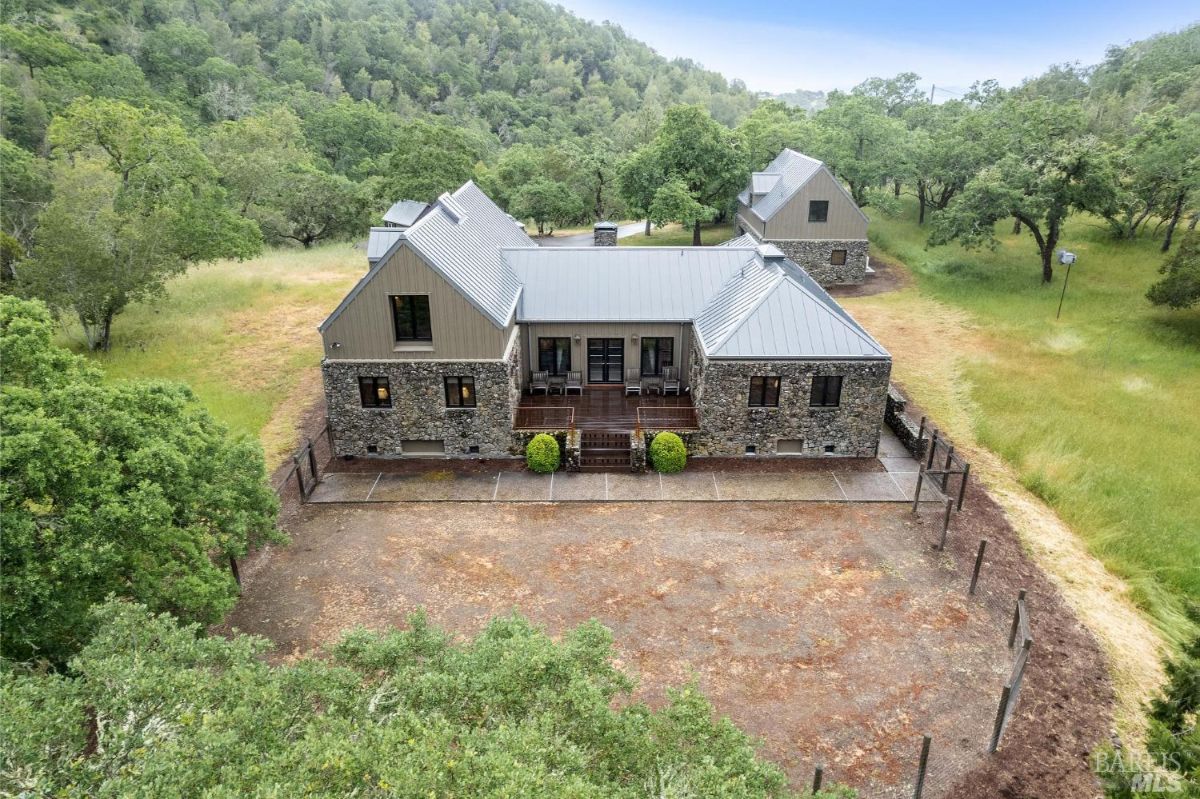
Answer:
xmin=698 ymin=256 xmax=782 ymax=355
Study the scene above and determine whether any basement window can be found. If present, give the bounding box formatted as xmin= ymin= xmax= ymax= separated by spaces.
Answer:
xmin=831 ymin=249 xmax=847 ymax=265
xmin=745 ymin=444 xmax=757 ymax=455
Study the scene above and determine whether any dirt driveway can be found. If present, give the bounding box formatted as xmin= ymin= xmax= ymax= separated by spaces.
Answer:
xmin=230 ymin=499 xmax=1031 ymax=797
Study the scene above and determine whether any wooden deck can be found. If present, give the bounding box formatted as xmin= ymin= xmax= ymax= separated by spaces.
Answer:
xmin=514 ymin=386 xmax=698 ymax=432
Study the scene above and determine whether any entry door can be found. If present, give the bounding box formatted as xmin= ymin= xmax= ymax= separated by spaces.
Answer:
xmin=587 ymin=338 xmax=624 ymax=383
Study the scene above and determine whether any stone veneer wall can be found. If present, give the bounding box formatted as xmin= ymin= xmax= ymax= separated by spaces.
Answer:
xmin=323 ymin=338 xmax=522 ymax=458
xmin=688 ymin=338 xmax=890 ymax=457
xmin=740 ymin=226 xmax=867 ymax=286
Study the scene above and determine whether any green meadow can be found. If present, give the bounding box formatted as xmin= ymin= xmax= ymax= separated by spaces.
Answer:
xmin=619 ymin=221 xmax=735 ymax=246
xmin=869 ymin=200 xmax=1200 ymax=642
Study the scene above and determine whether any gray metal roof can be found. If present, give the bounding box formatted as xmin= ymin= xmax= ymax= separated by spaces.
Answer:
xmin=321 ymin=182 xmax=531 ymax=332
xmin=752 ymin=172 xmax=782 ymax=194
xmin=746 ymin=149 xmax=825 ymax=221
xmin=366 ymin=227 xmax=405 ymax=262
xmin=382 ymin=199 xmax=429 ymax=227
xmin=504 ymin=247 xmax=751 ymax=322
xmin=718 ymin=233 xmax=758 ymax=248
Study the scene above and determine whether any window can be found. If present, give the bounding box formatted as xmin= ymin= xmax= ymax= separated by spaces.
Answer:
xmin=808 ymin=200 xmax=829 ymax=223
xmin=390 ymin=295 xmax=432 ymax=342
xmin=831 ymin=249 xmax=847 ymax=265
xmin=358 ymin=376 xmax=392 ymax=408
xmin=810 ymin=375 xmax=843 ymax=407
xmin=748 ymin=376 xmax=781 ymax=407
xmin=445 ymin=376 xmax=476 ymax=408
xmin=538 ymin=337 xmax=571 ymax=375
xmin=640 ymin=337 xmax=674 ymax=376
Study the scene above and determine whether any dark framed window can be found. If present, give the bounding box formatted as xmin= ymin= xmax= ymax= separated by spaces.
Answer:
xmin=390 ymin=295 xmax=432 ymax=342
xmin=831 ymin=249 xmax=847 ymax=265
xmin=748 ymin=376 xmax=781 ymax=407
xmin=444 ymin=376 xmax=476 ymax=408
xmin=538 ymin=337 xmax=571 ymax=375
xmin=640 ymin=337 xmax=674 ymax=376
xmin=808 ymin=200 xmax=829 ymax=223
xmin=359 ymin=376 xmax=392 ymax=408
xmin=810 ymin=375 xmax=843 ymax=407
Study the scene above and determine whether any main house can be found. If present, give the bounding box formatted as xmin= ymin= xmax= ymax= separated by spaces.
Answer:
xmin=320 ymin=154 xmax=890 ymax=467
xmin=733 ymin=148 xmax=870 ymax=285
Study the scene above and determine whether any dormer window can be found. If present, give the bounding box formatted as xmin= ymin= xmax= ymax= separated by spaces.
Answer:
xmin=391 ymin=295 xmax=432 ymax=342
xmin=808 ymin=200 xmax=829 ymax=223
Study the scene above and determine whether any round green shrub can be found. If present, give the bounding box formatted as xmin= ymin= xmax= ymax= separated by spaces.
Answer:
xmin=525 ymin=433 xmax=561 ymax=473
xmin=648 ymin=431 xmax=687 ymax=473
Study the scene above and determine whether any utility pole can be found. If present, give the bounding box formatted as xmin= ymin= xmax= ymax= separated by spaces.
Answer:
xmin=929 ymin=84 xmax=935 ymax=103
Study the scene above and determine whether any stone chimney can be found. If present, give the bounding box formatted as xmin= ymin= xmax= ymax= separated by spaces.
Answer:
xmin=593 ymin=221 xmax=618 ymax=246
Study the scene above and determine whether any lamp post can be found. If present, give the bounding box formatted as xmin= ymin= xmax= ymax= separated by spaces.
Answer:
xmin=1055 ymin=249 xmax=1077 ymax=320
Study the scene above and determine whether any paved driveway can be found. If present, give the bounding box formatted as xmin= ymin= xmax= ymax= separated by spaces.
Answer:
xmin=534 ymin=221 xmax=646 ymax=247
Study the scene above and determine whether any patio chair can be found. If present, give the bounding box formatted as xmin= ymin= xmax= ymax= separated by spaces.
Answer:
xmin=662 ymin=365 xmax=681 ymax=395
xmin=564 ymin=370 xmax=583 ymax=395
xmin=624 ymin=367 xmax=642 ymax=396
xmin=530 ymin=370 xmax=549 ymax=395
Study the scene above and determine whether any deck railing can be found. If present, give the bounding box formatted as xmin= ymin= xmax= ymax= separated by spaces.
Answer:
xmin=636 ymin=405 xmax=700 ymax=432
xmin=514 ymin=405 xmax=575 ymax=431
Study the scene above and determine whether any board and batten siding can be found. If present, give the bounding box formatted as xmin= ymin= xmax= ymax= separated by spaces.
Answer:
xmin=736 ymin=204 xmax=765 ymax=238
xmin=321 ymin=243 xmax=514 ymax=361
xmin=522 ymin=322 xmax=694 ymax=387
xmin=763 ymin=168 xmax=867 ymax=240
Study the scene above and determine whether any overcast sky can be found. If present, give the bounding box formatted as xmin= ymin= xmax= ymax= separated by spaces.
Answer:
xmin=554 ymin=0 xmax=1198 ymax=96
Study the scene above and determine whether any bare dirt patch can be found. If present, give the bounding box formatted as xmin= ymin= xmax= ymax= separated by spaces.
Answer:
xmin=225 ymin=488 xmax=1110 ymax=798
xmin=829 ymin=253 xmax=912 ymax=298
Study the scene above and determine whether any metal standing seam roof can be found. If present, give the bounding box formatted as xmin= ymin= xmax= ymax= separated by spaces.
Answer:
xmin=504 ymin=247 xmax=749 ymax=322
xmin=745 ymin=149 xmax=826 ymax=221
xmin=320 ymin=181 xmax=532 ymax=333
xmin=366 ymin=227 xmax=405 ymax=262
xmin=382 ymin=199 xmax=430 ymax=227
xmin=718 ymin=233 xmax=758 ymax=248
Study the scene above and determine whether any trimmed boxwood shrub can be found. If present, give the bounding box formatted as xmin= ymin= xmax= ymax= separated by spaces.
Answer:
xmin=526 ymin=433 xmax=560 ymax=473
xmin=648 ymin=431 xmax=687 ymax=473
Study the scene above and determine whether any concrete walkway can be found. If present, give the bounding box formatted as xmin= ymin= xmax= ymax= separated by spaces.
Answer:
xmin=308 ymin=430 xmax=942 ymax=504
xmin=534 ymin=221 xmax=646 ymax=247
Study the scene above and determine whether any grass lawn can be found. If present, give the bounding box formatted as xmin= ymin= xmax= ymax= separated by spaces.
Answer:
xmin=865 ymin=199 xmax=1200 ymax=643
xmin=619 ymin=221 xmax=735 ymax=246
xmin=57 ymin=243 xmax=363 ymax=467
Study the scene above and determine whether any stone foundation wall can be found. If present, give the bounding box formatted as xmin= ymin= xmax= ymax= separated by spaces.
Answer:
xmin=767 ymin=238 xmax=868 ymax=285
xmin=323 ymin=340 xmax=521 ymax=458
xmin=689 ymin=341 xmax=890 ymax=457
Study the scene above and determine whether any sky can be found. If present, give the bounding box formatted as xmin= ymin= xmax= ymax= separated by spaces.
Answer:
xmin=553 ymin=0 xmax=1198 ymax=95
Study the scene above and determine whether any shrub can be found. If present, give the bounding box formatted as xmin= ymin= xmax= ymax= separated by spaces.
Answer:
xmin=648 ymin=431 xmax=687 ymax=473
xmin=526 ymin=433 xmax=560 ymax=473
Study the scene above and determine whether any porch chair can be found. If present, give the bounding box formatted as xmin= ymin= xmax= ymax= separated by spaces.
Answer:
xmin=564 ymin=370 xmax=583 ymax=395
xmin=530 ymin=370 xmax=550 ymax=395
xmin=662 ymin=365 xmax=681 ymax=395
xmin=624 ymin=367 xmax=642 ymax=396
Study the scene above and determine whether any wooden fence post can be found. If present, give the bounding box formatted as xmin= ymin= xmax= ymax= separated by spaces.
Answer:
xmin=926 ymin=429 xmax=940 ymax=468
xmin=324 ymin=421 xmax=334 ymax=455
xmin=956 ymin=462 xmax=970 ymax=511
xmin=1008 ymin=589 xmax=1027 ymax=648
xmin=941 ymin=445 xmax=954 ymax=491
xmin=229 ymin=555 xmax=241 ymax=588
xmin=914 ymin=734 xmax=932 ymax=799
xmin=812 ymin=764 xmax=824 ymax=794
xmin=989 ymin=685 xmax=1011 ymax=753
xmin=937 ymin=499 xmax=953 ymax=550
xmin=306 ymin=437 xmax=318 ymax=485
xmin=969 ymin=539 xmax=987 ymax=595
xmin=293 ymin=454 xmax=306 ymax=500
xmin=911 ymin=466 xmax=924 ymax=513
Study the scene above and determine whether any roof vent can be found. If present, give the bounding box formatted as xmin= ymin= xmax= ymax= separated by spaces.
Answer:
xmin=436 ymin=193 xmax=468 ymax=224
xmin=756 ymin=244 xmax=785 ymax=260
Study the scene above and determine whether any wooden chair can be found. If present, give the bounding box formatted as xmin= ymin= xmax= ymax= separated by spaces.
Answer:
xmin=564 ymin=370 xmax=583 ymax=395
xmin=662 ymin=365 xmax=681 ymax=395
xmin=530 ymin=370 xmax=549 ymax=395
xmin=624 ymin=367 xmax=642 ymax=396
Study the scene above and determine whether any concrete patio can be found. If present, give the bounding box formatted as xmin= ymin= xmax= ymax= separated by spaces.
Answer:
xmin=306 ymin=429 xmax=945 ymax=504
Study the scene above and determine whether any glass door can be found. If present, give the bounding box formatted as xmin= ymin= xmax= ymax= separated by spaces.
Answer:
xmin=587 ymin=338 xmax=624 ymax=383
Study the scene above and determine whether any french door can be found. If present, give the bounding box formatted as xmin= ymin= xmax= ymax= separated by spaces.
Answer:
xmin=586 ymin=338 xmax=624 ymax=383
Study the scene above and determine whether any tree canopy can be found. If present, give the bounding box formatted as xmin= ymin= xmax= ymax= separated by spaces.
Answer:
xmin=0 ymin=601 xmax=854 ymax=798
xmin=0 ymin=297 xmax=281 ymax=664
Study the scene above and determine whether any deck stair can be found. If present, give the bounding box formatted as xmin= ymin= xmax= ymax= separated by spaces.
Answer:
xmin=579 ymin=429 xmax=630 ymax=471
